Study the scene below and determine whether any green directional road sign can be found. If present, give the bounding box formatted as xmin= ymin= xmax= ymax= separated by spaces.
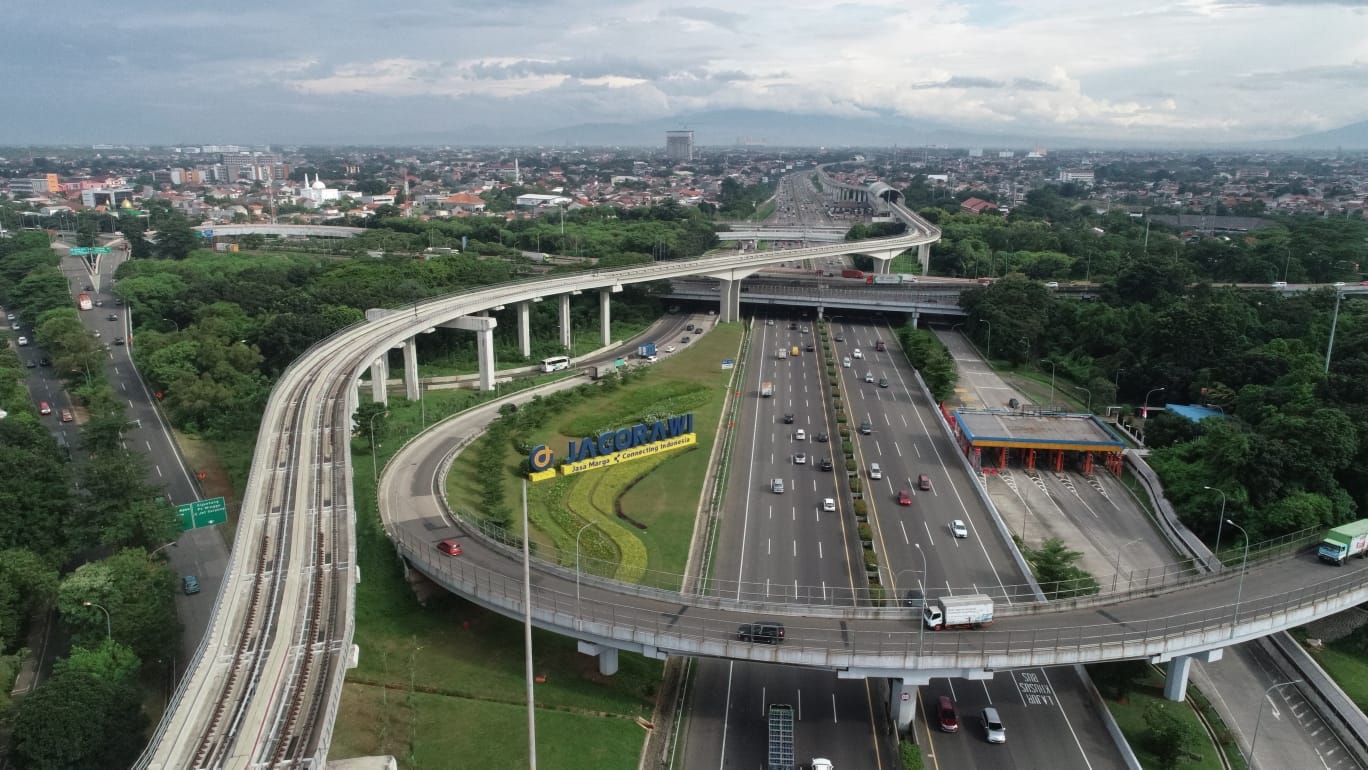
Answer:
xmin=69 ymin=247 xmax=91 ymax=255
xmin=92 ymin=247 xmax=111 ymax=254
xmin=177 ymin=496 xmax=228 ymax=531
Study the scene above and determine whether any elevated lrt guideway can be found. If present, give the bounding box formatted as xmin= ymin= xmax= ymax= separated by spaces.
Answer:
xmin=137 ymin=218 xmax=940 ymax=768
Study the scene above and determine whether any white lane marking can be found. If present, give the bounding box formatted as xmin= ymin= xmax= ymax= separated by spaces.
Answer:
xmin=798 ymin=689 xmax=803 ymax=721
xmin=717 ymin=661 xmax=737 ymax=769
xmin=832 ymin=693 xmax=839 ymax=723
xmin=793 ymin=540 xmax=797 ymax=557
xmin=155 ymin=465 xmax=164 ymax=477
xmin=922 ymin=521 xmax=935 ymax=546
xmin=767 ymin=538 xmax=772 ymax=556
xmin=894 ymin=442 xmax=902 ymax=457
xmin=899 ymin=521 xmax=911 ymax=545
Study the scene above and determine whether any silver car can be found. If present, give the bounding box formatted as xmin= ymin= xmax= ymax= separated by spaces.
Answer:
xmin=981 ymin=707 xmax=1006 ymax=744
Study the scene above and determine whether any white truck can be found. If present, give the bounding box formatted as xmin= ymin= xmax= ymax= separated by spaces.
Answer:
xmin=761 ymin=381 xmax=775 ymax=398
xmin=923 ymin=594 xmax=994 ymax=630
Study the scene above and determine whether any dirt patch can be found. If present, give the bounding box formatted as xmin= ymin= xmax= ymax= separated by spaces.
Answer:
xmin=174 ymin=431 xmax=240 ymax=523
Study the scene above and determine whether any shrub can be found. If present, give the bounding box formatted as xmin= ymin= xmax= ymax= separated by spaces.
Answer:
xmin=858 ymin=522 xmax=873 ymax=541
xmin=853 ymin=499 xmax=867 ymax=517
xmin=863 ymin=549 xmax=879 ymax=569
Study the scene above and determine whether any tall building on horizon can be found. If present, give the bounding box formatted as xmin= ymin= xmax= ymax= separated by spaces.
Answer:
xmin=666 ymin=130 xmax=694 ymax=161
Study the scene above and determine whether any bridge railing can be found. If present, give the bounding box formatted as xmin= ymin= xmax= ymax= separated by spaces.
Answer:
xmin=393 ymin=523 xmax=1368 ymax=666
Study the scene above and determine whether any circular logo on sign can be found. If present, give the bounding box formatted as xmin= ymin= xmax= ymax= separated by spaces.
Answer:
xmin=529 ymin=444 xmax=555 ymax=472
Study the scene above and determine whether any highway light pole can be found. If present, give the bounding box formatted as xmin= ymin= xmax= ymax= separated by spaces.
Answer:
xmin=574 ymin=521 xmax=599 ymax=630
xmin=1251 ymin=679 xmax=1303 ymax=764
xmin=914 ymin=543 xmax=927 ymax=660
xmin=82 ymin=600 xmax=111 ymax=640
xmin=162 ymin=318 xmax=179 ymax=333
xmin=521 ymin=481 xmax=538 ymax=769
xmin=1282 ymin=245 xmax=1292 ymax=283
xmin=1203 ymin=486 xmax=1229 ymax=568
xmin=1142 ymin=386 xmax=1166 ymax=418
xmin=979 ymin=319 xmax=992 ymax=361
xmin=1111 ymin=537 xmax=1142 ymax=592
xmin=368 ymin=410 xmax=389 ymax=482
xmin=1073 ymin=386 xmax=1092 ymax=413
xmin=1227 ymin=518 xmax=1251 ymax=629
xmin=1040 ymin=359 xmax=1056 ymax=403
xmin=1325 ymin=289 xmax=1343 ymax=374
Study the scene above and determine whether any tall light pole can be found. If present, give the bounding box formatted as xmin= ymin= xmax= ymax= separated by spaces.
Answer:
xmin=149 ymin=540 xmax=178 ymax=558
xmin=161 ymin=318 xmax=179 ymax=333
xmin=1325 ymin=288 xmax=1343 ymax=374
xmin=979 ymin=319 xmax=992 ymax=361
xmin=82 ymin=600 xmax=111 ymax=640
xmin=1143 ymin=386 xmax=1166 ymax=419
xmin=1040 ymin=359 xmax=1056 ymax=403
xmin=574 ymin=521 xmax=599 ymax=629
xmin=1073 ymin=386 xmax=1092 ymax=413
xmin=1111 ymin=537 xmax=1142 ymax=592
xmin=368 ymin=409 xmax=389 ymax=482
xmin=1114 ymin=367 xmax=1124 ymax=396
xmin=1251 ymin=679 xmax=1303 ymax=764
xmin=914 ymin=543 xmax=928 ymax=659
xmin=1227 ymin=518 xmax=1251 ymax=628
xmin=520 ymin=481 xmax=538 ymax=769
xmin=1283 ymin=245 xmax=1292 ymax=283
xmin=1203 ymin=486 xmax=1228 ymax=567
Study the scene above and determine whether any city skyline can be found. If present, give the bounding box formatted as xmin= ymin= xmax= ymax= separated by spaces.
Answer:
xmin=3 ymin=1 xmax=1367 ymax=146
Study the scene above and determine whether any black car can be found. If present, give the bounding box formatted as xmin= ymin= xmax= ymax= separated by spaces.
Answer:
xmin=24 ymin=359 xmax=36 ymax=369
xmin=814 ymin=432 xmax=828 ymax=443
xmin=113 ymin=337 xmax=126 ymax=346
xmin=819 ymin=457 xmax=833 ymax=471
xmin=834 ymin=334 xmax=845 ymax=342
xmin=38 ymin=357 xmax=51 ymax=367
xmin=114 ymin=298 xmax=124 ymax=306
xmin=736 ymin=622 xmax=785 ymax=644
xmin=783 ymin=414 xmax=795 ymax=424
xmin=858 ymin=421 xmax=873 ymax=435
xmin=805 ymin=343 xmax=815 ymax=352
xmin=789 ymin=323 xmax=798 ymax=330
xmin=106 ymin=313 xmax=118 ymax=321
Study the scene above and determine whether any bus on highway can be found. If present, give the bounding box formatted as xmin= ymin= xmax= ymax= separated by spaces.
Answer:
xmin=541 ymin=355 xmax=571 ymax=373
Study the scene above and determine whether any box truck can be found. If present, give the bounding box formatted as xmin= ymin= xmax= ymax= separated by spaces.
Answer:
xmin=1318 ymin=519 xmax=1368 ymax=565
xmin=923 ymin=595 xmax=994 ymax=630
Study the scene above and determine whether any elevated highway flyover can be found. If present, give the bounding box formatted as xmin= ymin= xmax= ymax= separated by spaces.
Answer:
xmin=136 ymin=217 xmax=941 ymax=768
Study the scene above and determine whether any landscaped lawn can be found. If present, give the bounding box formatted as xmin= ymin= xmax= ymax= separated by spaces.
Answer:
xmin=1094 ymin=666 xmax=1226 ymax=770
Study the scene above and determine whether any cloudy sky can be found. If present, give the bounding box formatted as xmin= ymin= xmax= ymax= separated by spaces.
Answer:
xmin=3 ymin=0 xmax=1366 ymax=145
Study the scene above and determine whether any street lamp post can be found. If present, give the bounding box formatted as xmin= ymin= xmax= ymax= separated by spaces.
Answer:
xmin=82 ymin=600 xmax=111 ymax=640
xmin=914 ymin=543 xmax=928 ymax=659
xmin=1073 ymin=386 xmax=1092 ymax=413
xmin=162 ymin=318 xmax=180 ymax=333
xmin=979 ymin=319 xmax=992 ymax=361
xmin=368 ymin=409 xmax=389 ymax=482
xmin=1325 ymin=288 xmax=1344 ymax=374
xmin=1143 ymin=386 xmax=1166 ymax=418
xmin=1251 ymin=679 xmax=1303 ymax=764
xmin=149 ymin=540 xmax=178 ymax=558
xmin=1203 ymin=486 xmax=1228 ymax=567
xmin=1283 ymin=245 xmax=1292 ymax=283
xmin=1040 ymin=359 xmax=1057 ymax=404
xmin=574 ymin=521 xmax=599 ymax=629
xmin=1227 ymin=519 xmax=1251 ymax=628
xmin=1111 ymin=537 xmax=1142 ymax=592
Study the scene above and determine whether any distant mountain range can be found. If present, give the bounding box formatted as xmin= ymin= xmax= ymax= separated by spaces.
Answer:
xmin=388 ymin=109 xmax=1368 ymax=152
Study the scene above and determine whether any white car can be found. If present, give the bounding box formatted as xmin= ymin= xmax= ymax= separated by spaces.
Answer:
xmin=842 ymin=357 xmax=852 ymax=368
xmin=663 ymin=345 xmax=677 ymax=353
xmin=852 ymin=349 xmax=863 ymax=359
xmin=864 ymin=372 xmax=874 ymax=383
xmin=951 ymin=520 xmax=969 ymax=538
xmin=822 ymin=498 xmax=836 ymax=513
xmin=17 ymin=336 xmax=28 ymax=346
xmin=794 ymin=429 xmax=806 ymax=441
xmin=1044 ymin=281 xmax=1059 ymax=289
xmin=794 ymin=452 xmax=807 ymax=465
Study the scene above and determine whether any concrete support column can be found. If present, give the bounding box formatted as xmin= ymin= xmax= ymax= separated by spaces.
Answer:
xmin=597 ymin=646 xmax=619 ymax=676
xmin=475 ymin=327 xmax=495 ymax=392
xmin=889 ymin=679 xmax=916 ymax=733
xmin=403 ymin=338 xmax=420 ymax=401
xmin=918 ymin=243 xmax=931 ymax=274
xmin=369 ymin=355 xmax=388 ymax=405
xmin=1163 ymin=655 xmax=1193 ymax=701
xmin=909 ymin=311 xmax=919 ymax=330
xmin=443 ymin=315 xmax=500 ymax=392
xmin=558 ymin=293 xmax=572 ymax=350
xmin=517 ymin=301 xmax=532 ymax=359
xmin=717 ymin=278 xmax=735 ymax=322
xmin=875 ymin=257 xmax=892 ymax=274
xmin=599 ymin=288 xmax=612 ymax=347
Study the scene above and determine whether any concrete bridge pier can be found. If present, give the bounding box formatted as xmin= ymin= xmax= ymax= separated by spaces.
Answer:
xmin=369 ymin=355 xmax=388 ymax=405
xmin=516 ymin=301 xmax=534 ymax=359
xmin=443 ymin=315 xmax=500 ymax=391
xmin=558 ymin=293 xmax=574 ymax=350
xmin=403 ymin=338 xmax=420 ymax=401
xmin=908 ymin=310 xmax=919 ymax=329
xmin=889 ymin=679 xmax=918 ymax=733
xmin=599 ymin=285 xmax=622 ymax=347
xmin=577 ymin=641 xmax=619 ymax=676
xmin=1161 ymin=648 xmax=1223 ymax=701
xmin=918 ymin=243 xmax=931 ymax=274
xmin=717 ymin=278 xmax=741 ymax=322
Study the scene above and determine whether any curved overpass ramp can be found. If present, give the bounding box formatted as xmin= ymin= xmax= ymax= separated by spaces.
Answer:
xmin=193 ymin=224 xmax=367 ymax=238
xmin=136 ymin=225 xmax=939 ymax=768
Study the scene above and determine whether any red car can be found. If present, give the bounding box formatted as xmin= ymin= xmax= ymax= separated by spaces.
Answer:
xmin=937 ymin=695 xmax=959 ymax=733
xmin=898 ymin=489 xmax=913 ymax=506
xmin=918 ymin=474 xmax=932 ymax=491
xmin=38 ymin=401 xmax=52 ymax=416
xmin=436 ymin=539 xmax=463 ymax=556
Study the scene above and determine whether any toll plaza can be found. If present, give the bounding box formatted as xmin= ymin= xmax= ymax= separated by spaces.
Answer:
xmin=942 ymin=406 xmax=1128 ymax=475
